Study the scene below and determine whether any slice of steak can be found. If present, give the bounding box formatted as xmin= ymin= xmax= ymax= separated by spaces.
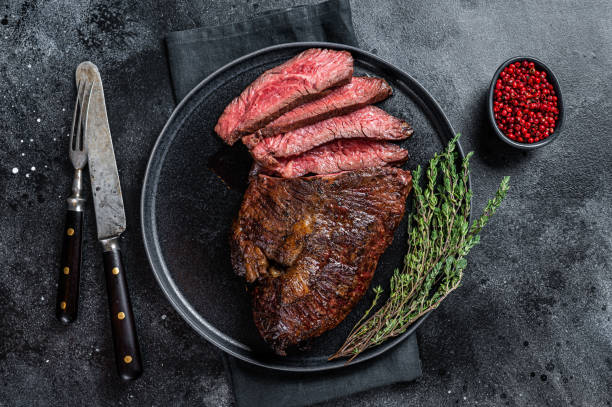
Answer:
xmin=245 ymin=106 xmax=413 ymax=166
xmin=230 ymin=167 xmax=412 ymax=355
xmin=255 ymin=76 xmax=392 ymax=137
xmin=215 ymin=48 xmax=354 ymax=145
xmin=269 ymin=139 xmax=409 ymax=178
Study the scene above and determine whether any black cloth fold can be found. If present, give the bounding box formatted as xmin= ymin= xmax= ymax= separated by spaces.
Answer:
xmin=222 ymin=333 xmax=421 ymax=407
xmin=164 ymin=1 xmax=422 ymax=405
xmin=166 ymin=0 xmax=358 ymax=101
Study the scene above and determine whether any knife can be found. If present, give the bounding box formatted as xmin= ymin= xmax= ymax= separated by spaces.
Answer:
xmin=76 ymin=61 xmax=143 ymax=381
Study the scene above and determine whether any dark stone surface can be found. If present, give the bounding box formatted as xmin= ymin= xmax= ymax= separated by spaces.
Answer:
xmin=0 ymin=0 xmax=610 ymax=405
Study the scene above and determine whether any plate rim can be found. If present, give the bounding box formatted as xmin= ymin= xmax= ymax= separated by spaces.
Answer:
xmin=141 ymin=41 xmax=468 ymax=372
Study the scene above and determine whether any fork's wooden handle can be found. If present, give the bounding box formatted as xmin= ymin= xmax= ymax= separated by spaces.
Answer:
xmin=102 ymin=243 xmax=143 ymax=381
xmin=56 ymin=209 xmax=83 ymax=323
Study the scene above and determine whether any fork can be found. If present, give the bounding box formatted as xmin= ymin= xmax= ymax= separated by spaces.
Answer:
xmin=56 ymin=79 xmax=93 ymax=323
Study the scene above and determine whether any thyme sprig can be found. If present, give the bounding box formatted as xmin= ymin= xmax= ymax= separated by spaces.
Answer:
xmin=330 ymin=134 xmax=510 ymax=361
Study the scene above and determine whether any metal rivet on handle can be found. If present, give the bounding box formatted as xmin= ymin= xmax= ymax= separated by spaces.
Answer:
xmin=60 ymin=301 xmax=67 ymax=310
xmin=67 ymin=228 xmax=75 ymax=236
xmin=124 ymin=355 xmax=132 ymax=364
xmin=112 ymin=267 xmax=119 ymax=275
xmin=63 ymin=267 xmax=70 ymax=275
xmin=117 ymin=312 xmax=125 ymax=320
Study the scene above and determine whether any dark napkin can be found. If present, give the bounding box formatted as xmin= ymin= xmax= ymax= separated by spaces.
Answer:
xmin=164 ymin=0 xmax=422 ymax=405
xmin=166 ymin=0 xmax=358 ymax=101
xmin=222 ymin=334 xmax=421 ymax=407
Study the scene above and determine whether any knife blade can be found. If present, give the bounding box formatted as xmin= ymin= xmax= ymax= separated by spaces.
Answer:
xmin=76 ymin=61 xmax=142 ymax=381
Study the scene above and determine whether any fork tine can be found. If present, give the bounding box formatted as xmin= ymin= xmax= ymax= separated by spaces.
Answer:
xmin=71 ymin=80 xmax=85 ymax=151
xmin=78 ymin=81 xmax=94 ymax=152
xmin=74 ymin=81 xmax=87 ymax=151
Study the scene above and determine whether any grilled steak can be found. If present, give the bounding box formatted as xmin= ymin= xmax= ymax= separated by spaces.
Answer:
xmin=255 ymin=76 xmax=392 ymax=137
xmin=269 ymin=139 xmax=409 ymax=178
xmin=215 ymin=48 xmax=354 ymax=145
xmin=230 ymin=167 xmax=412 ymax=354
xmin=244 ymin=106 xmax=413 ymax=166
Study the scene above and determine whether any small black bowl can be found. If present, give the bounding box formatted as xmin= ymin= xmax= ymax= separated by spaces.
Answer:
xmin=487 ymin=56 xmax=564 ymax=150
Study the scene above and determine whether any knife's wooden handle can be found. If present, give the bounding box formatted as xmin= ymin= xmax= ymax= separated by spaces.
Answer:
xmin=103 ymin=247 xmax=143 ymax=381
xmin=56 ymin=209 xmax=83 ymax=323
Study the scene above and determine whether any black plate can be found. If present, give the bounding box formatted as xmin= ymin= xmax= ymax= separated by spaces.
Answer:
xmin=141 ymin=42 xmax=467 ymax=372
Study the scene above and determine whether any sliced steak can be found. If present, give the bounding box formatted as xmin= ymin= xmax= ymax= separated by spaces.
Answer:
xmin=269 ymin=139 xmax=409 ymax=178
xmin=230 ymin=167 xmax=412 ymax=355
xmin=255 ymin=76 xmax=392 ymax=137
xmin=215 ymin=48 xmax=354 ymax=145
xmin=245 ymin=106 xmax=413 ymax=166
